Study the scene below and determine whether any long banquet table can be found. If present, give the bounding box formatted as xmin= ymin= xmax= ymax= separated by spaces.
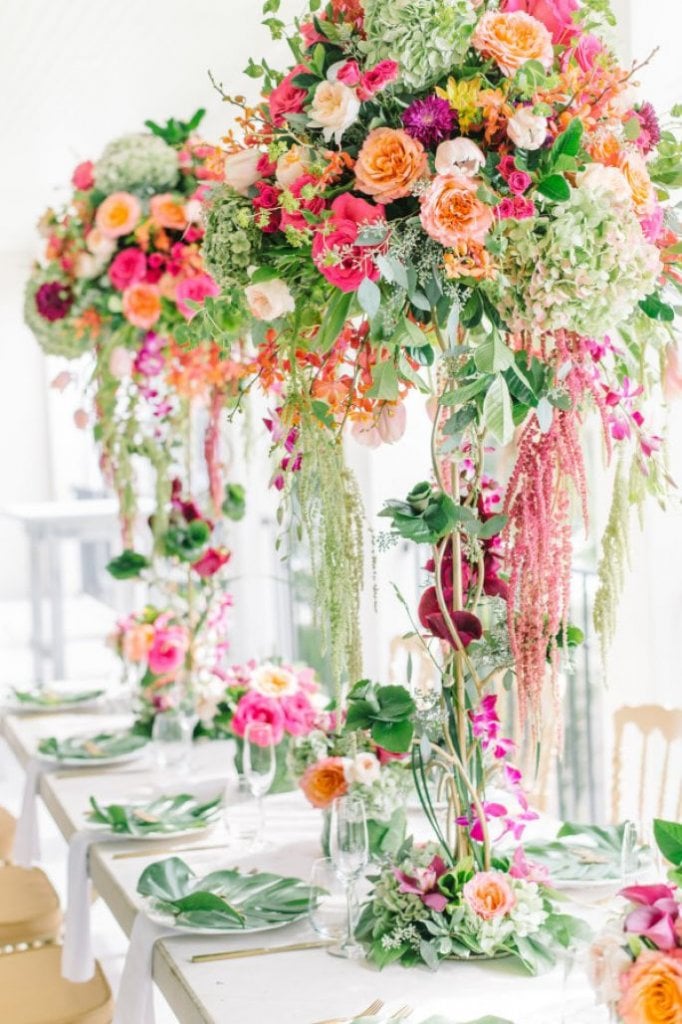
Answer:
xmin=1 ymin=710 xmax=603 ymax=1024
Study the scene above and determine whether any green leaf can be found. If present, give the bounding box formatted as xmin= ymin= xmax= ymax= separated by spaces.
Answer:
xmin=461 ymin=290 xmax=483 ymax=329
xmin=401 ymin=316 xmax=429 ymax=348
xmin=551 ymin=119 xmax=583 ymax=159
xmin=106 ymin=549 xmax=150 ymax=580
xmin=440 ymin=377 xmax=491 ymax=407
xmin=653 ymin=819 xmax=682 ymax=866
xmin=474 ymin=333 xmax=514 ymax=374
xmin=317 ymin=289 xmax=354 ymax=351
xmin=367 ymin=360 xmax=400 ymax=400
xmin=483 ymin=376 xmax=513 ymax=445
xmin=639 ymin=293 xmax=675 ymax=322
xmin=371 ymin=717 xmax=413 ymax=753
xmin=357 ymin=277 xmax=381 ymax=319
xmin=476 ymin=513 xmax=508 ymax=540
xmin=222 ymin=483 xmax=246 ymax=521
xmin=536 ymin=175 xmax=571 ymax=202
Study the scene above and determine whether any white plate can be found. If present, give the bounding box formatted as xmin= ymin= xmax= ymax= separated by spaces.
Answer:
xmin=85 ymin=820 xmax=215 ymax=842
xmin=145 ymin=907 xmax=305 ymax=936
xmin=5 ymin=691 xmax=106 ymax=714
xmin=38 ymin=746 xmax=148 ymax=768
xmin=551 ymin=876 xmax=622 ymax=892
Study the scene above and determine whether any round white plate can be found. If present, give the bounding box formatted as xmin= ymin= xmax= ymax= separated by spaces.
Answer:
xmin=38 ymin=745 xmax=148 ymax=768
xmin=85 ymin=820 xmax=215 ymax=842
xmin=145 ymin=907 xmax=305 ymax=936
xmin=5 ymin=691 xmax=106 ymax=714
xmin=551 ymin=876 xmax=621 ymax=892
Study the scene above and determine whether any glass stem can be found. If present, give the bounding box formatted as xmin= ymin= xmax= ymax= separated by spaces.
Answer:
xmin=255 ymin=792 xmax=264 ymax=846
xmin=345 ymin=876 xmax=356 ymax=945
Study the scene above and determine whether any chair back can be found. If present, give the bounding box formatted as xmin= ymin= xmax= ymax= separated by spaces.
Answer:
xmin=612 ymin=704 xmax=682 ymax=825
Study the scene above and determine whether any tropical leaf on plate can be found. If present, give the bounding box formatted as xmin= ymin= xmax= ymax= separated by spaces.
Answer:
xmin=523 ymin=821 xmax=646 ymax=881
xmin=86 ymin=794 xmax=221 ymax=835
xmin=137 ymin=856 xmax=316 ymax=931
xmin=12 ymin=687 xmax=104 ymax=706
xmin=38 ymin=730 xmax=148 ymax=761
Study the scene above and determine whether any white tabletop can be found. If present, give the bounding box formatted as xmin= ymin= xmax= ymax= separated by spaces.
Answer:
xmin=1 ymin=710 xmax=603 ymax=1024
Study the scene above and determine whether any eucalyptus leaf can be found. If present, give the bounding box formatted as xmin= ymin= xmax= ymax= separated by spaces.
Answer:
xmin=483 ymin=376 xmax=513 ymax=445
xmin=357 ymin=277 xmax=381 ymax=319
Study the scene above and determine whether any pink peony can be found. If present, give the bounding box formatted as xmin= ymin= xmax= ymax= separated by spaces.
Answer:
xmin=357 ymin=60 xmax=400 ymax=101
xmin=109 ymin=247 xmax=147 ymax=291
xmin=280 ymin=691 xmax=316 ymax=736
xmin=312 ymin=193 xmax=387 ymax=292
xmin=501 ymin=0 xmax=579 ymax=44
xmin=231 ymin=691 xmax=285 ymax=745
xmin=72 ymin=161 xmax=95 ymax=191
xmin=268 ymin=65 xmax=308 ymax=127
xmin=148 ymin=625 xmax=189 ymax=676
xmin=175 ymin=273 xmax=220 ymax=319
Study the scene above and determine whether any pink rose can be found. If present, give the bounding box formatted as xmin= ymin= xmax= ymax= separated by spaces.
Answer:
xmin=463 ymin=871 xmax=516 ymax=920
xmin=572 ymin=33 xmax=603 ymax=71
xmin=335 ymin=60 xmax=361 ymax=86
xmin=280 ymin=173 xmax=325 ymax=231
xmin=148 ymin=625 xmax=189 ymax=676
xmin=109 ymin=247 xmax=147 ymax=291
xmin=501 ymin=0 xmax=579 ymax=44
xmin=357 ymin=60 xmax=400 ymax=101
xmin=268 ymin=65 xmax=308 ymax=127
xmin=175 ymin=273 xmax=220 ymax=319
xmin=280 ymin=691 xmax=316 ymax=736
xmin=192 ymin=547 xmax=230 ymax=578
xmin=507 ymin=170 xmax=532 ymax=195
xmin=312 ymin=193 xmax=387 ymax=292
xmin=252 ymin=181 xmax=282 ymax=233
xmin=231 ymin=690 xmax=285 ymax=745
xmin=72 ymin=161 xmax=95 ymax=191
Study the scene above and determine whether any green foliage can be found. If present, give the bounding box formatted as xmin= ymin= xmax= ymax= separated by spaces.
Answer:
xmin=163 ymin=519 xmax=211 ymax=562
xmin=380 ymin=484 xmax=507 ymax=545
xmin=87 ymin=794 xmax=221 ymax=836
xmin=524 ymin=822 xmax=645 ymax=881
xmin=144 ymin=109 xmax=206 ymax=146
xmin=201 ymin=186 xmax=262 ymax=291
xmin=344 ymin=680 xmax=416 ymax=752
xmin=106 ymin=549 xmax=150 ymax=580
xmin=594 ymin=454 xmax=631 ymax=661
xmin=222 ymin=483 xmax=246 ymax=521
xmin=653 ymin=819 xmax=682 ymax=884
xmin=38 ymin=730 xmax=148 ymax=761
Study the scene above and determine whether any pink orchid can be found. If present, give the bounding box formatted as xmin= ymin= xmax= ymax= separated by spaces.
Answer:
xmin=456 ymin=801 xmax=508 ymax=842
xmin=621 ymin=884 xmax=680 ymax=951
xmin=509 ymin=846 xmax=551 ymax=884
xmin=394 ymin=855 xmax=448 ymax=912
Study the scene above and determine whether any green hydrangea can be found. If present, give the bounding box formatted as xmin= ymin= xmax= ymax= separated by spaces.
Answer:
xmin=489 ymin=188 xmax=662 ymax=339
xmin=201 ymin=185 xmax=261 ymax=290
xmin=360 ymin=0 xmax=477 ymax=91
xmin=23 ymin=272 xmax=92 ymax=359
xmin=94 ymin=133 xmax=179 ymax=195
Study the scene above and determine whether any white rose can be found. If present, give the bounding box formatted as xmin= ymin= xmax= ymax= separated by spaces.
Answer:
xmin=507 ymin=108 xmax=548 ymax=151
xmin=576 ymin=164 xmax=632 ymax=205
xmin=224 ymin=148 xmax=262 ymax=195
xmin=276 ymin=145 xmax=312 ymax=188
xmin=74 ymin=251 xmax=106 ymax=279
xmin=308 ymin=81 xmax=360 ymax=145
xmin=184 ymin=198 xmax=203 ymax=223
xmin=245 ymin=278 xmax=296 ymax=322
xmin=85 ymin=228 xmax=116 ymax=258
xmin=346 ymin=752 xmax=381 ymax=786
xmin=249 ymin=663 xmax=299 ymax=696
xmin=435 ymin=138 xmax=485 ymax=177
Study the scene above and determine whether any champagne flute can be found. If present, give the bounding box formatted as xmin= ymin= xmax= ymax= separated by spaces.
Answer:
xmin=308 ymin=858 xmax=347 ymax=945
xmin=243 ymin=721 xmax=276 ymax=848
xmin=620 ymin=819 xmax=639 ymax=887
xmin=329 ymin=795 xmax=368 ymax=959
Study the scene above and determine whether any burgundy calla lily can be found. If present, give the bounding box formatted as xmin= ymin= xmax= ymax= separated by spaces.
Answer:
xmin=418 ymin=586 xmax=482 ymax=649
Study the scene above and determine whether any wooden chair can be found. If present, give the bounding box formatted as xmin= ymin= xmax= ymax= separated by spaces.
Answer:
xmin=0 ymin=945 xmax=113 ymax=1024
xmin=388 ymin=634 xmax=438 ymax=694
xmin=0 ymin=865 xmax=61 ymax=950
xmin=0 ymin=807 xmax=16 ymax=863
xmin=611 ymin=704 xmax=682 ymax=825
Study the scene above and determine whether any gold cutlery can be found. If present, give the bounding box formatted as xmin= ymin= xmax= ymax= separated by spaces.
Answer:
xmin=191 ymin=939 xmax=333 ymax=963
xmin=388 ymin=1008 xmax=413 ymax=1022
xmin=310 ymin=998 xmax=384 ymax=1024
xmin=112 ymin=842 xmax=229 ymax=860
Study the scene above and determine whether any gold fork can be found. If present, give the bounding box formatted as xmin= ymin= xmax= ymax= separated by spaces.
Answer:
xmin=388 ymin=1007 xmax=413 ymax=1022
xmin=311 ymin=997 xmax=384 ymax=1024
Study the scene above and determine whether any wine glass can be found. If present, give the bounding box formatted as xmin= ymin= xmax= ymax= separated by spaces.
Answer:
xmin=329 ymin=795 xmax=368 ymax=959
xmin=308 ymin=858 xmax=347 ymax=946
xmin=620 ymin=819 xmax=639 ymax=887
xmin=243 ymin=721 xmax=276 ymax=848
xmin=152 ymin=707 xmax=197 ymax=774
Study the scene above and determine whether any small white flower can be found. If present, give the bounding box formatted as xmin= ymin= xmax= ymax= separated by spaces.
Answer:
xmin=507 ymin=108 xmax=548 ymax=151
xmin=245 ymin=278 xmax=296 ymax=322
xmin=347 ymin=751 xmax=382 ymax=786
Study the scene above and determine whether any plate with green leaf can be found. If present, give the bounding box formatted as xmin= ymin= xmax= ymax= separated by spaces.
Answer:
xmin=523 ymin=822 xmax=648 ymax=887
xmin=38 ymin=730 xmax=148 ymax=766
xmin=86 ymin=794 xmax=221 ymax=839
xmin=6 ymin=686 xmax=106 ymax=713
xmin=138 ymin=856 xmax=317 ymax=935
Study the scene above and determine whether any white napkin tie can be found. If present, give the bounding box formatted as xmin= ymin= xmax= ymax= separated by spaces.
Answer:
xmin=14 ymin=757 xmax=51 ymax=865
xmin=113 ymin=911 xmax=174 ymax=1024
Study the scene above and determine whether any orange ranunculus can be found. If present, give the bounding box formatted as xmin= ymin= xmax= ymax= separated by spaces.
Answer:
xmin=586 ymin=130 xmax=622 ymax=167
xmin=420 ymin=174 xmax=494 ymax=248
xmin=122 ymin=282 xmax=162 ymax=329
xmin=150 ymin=193 xmax=188 ymax=231
xmin=444 ymin=241 xmax=496 ymax=281
xmin=618 ymin=949 xmax=682 ymax=1024
xmin=618 ymin=150 xmax=656 ymax=215
xmin=95 ymin=191 xmax=141 ymax=238
xmin=472 ymin=10 xmax=554 ymax=77
xmin=354 ymin=127 xmax=427 ymax=204
xmin=462 ymin=871 xmax=516 ymax=920
xmin=122 ymin=623 xmax=155 ymax=663
xmin=299 ymin=757 xmax=348 ymax=809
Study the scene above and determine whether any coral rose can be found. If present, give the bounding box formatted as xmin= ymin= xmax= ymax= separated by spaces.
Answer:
xmin=472 ymin=11 xmax=554 ymax=76
xmin=95 ymin=192 xmax=141 ymax=238
xmin=175 ymin=273 xmax=220 ymax=319
xmin=150 ymin=194 xmax=188 ymax=231
xmin=268 ymin=65 xmax=308 ymax=127
xmin=355 ymin=128 xmax=427 ymax=204
xmin=300 ymin=757 xmax=349 ymax=809
xmin=312 ymin=193 xmax=387 ymax=292
xmin=420 ymin=174 xmax=494 ymax=248
xmin=618 ymin=949 xmax=682 ymax=1024
xmin=122 ymin=282 xmax=162 ymax=329
xmin=619 ymin=150 xmax=656 ymax=215
xmin=462 ymin=871 xmax=516 ymax=920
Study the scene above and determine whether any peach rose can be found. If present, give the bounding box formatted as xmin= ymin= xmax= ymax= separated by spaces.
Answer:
xmin=577 ymin=164 xmax=632 ymax=205
xmin=122 ymin=623 xmax=155 ymax=662
xmin=122 ymin=282 xmax=162 ymax=329
xmin=150 ymin=194 xmax=188 ymax=231
xmin=276 ymin=145 xmax=313 ymax=188
xmin=300 ymin=757 xmax=349 ymax=809
xmin=85 ymin=228 xmax=116 ymax=258
xmin=618 ymin=949 xmax=682 ymax=1024
xmin=506 ymin=107 xmax=548 ymax=150
xmin=250 ymin=663 xmax=298 ymax=697
xmin=618 ymin=150 xmax=656 ymax=215
xmin=354 ymin=128 xmax=427 ymax=204
xmin=462 ymin=871 xmax=516 ymax=920
xmin=420 ymin=174 xmax=494 ymax=248
xmin=307 ymin=80 xmax=360 ymax=145
xmin=95 ymin=192 xmax=141 ymax=238
xmin=224 ymin=148 xmax=262 ymax=195
xmin=472 ymin=11 xmax=554 ymax=76
xmin=245 ymin=278 xmax=296 ymax=321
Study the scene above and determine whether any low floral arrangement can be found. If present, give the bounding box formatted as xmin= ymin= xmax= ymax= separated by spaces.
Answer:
xmin=589 ymin=819 xmax=682 ymax=1023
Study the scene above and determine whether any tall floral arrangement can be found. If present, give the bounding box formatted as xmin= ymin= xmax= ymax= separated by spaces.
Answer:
xmin=198 ymin=0 xmax=680 ymax=966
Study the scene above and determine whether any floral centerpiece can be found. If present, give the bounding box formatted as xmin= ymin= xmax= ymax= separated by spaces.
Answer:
xmin=25 ymin=110 xmax=255 ymax=543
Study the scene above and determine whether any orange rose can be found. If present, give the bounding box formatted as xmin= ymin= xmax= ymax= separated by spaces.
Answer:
xmin=300 ymin=757 xmax=348 ymax=809
xmin=150 ymin=193 xmax=188 ymax=231
xmin=618 ymin=950 xmax=682 ymax=1024
xmin=444 ymin=241 xmax=496 ymax=280
xmin=472 ymin=11 xmax=554 ymax=77
xmin=354 ymin=127 xmax=427 ymax=204
xmin=618 ymin=150 xmax=656 ymax=215
xmin=462 ymin=871 xmax=516 ymax=920
xmin=586 ymin=130 xmax=622 ymax=167
xmin=95 ymin=191 xmax=141 ymax=238
xmin=420 ymin=174 xmax=494 ymax=248
xmin=122 ymin=282 xmax=162 ymax=329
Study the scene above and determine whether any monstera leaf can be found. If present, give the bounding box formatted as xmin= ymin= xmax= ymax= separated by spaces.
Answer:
xmin=12 ymin=687 xmax=104 ymax=707
xmin=87 ymin=794 xmax=221 ymax=836
xmin=38 ymin=730 xmax=148 ymax=761
xmin=523 ymin=822 xmax=646 ymax=881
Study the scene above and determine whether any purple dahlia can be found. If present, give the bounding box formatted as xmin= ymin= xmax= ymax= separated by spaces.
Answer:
xmin=35 ymin=281 xmax=74 ymax=322
xmin=635 ymin=102 xmax=661 ymax=155
xmin=402 ymin=96 xmax=456 ymax=149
